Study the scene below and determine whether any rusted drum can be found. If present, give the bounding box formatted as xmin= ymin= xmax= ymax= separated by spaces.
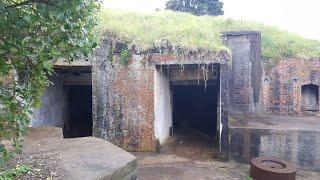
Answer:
xmin=250 ymin=157 xmax=296 ymax=180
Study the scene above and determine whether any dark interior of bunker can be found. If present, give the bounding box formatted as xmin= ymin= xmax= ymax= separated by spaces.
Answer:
xmin=52 ymin=67 xmax=93 ymax=138
xmin=160 ymin=64 xmax=221 ymax=160
xmin=172 ymin=84 xmax=219 ymax=138
xmin=64 ymin=85 xmax=92 ymax=138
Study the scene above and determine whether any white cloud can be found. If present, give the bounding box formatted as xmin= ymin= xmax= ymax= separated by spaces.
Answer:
xmin=103 ymin=0 xmax=320 ymax=40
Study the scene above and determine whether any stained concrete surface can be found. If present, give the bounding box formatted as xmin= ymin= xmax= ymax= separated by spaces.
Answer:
xmin=134 ymin=153 xmax=320 ymax=179
xmin=17 ymin=127 xmax=137 ymax=180
xmin=229 ymin=114 xmax=320 ymax=131
xmin=134 ymin=152 xmax=320 ymax=180
xmin=134 ymin=122 xmax=320 ymax=179
xmin=229 ymin=114 xmax=320 ymax=170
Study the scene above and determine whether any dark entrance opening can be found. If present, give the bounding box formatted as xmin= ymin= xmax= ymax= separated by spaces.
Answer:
xmin=64 ymin=85 xmax=92 ymax=138
xmin=172 ymin=85 xmax=218 ymax=138
xmin=161 ymin=80 xmax=220 ymax=160
xmin=301 ymin=84 xmax=319 ymax=111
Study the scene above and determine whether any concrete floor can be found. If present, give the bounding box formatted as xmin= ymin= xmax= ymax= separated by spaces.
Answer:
xmin=5 ymin=126 xmax=320 ymax=179
xmin=135 ymin=153 xmax=320 ymax=180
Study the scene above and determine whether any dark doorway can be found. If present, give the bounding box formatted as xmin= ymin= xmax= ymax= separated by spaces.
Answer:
xmin=172 ymin=85 xmax=219 ymax=138
xmin=64 ymin=85 xmax=92 ymax=138
xmin=161 ymin=83 xmax=220 ymax=160
xmin=301 ymin=84 xmax=319 ymax=111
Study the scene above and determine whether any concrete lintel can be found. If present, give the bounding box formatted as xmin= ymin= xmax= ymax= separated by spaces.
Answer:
xmin=221 ymin=31 xmax=261 ymax=36
xmin=151 ymin=59 xmax=229 ymax=66
xmin=53 ymin=59 xmax=93 ymax=67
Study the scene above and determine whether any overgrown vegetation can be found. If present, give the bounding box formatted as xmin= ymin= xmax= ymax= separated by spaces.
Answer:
xmin=98 ymin=8 xmax=320 ymax=59
xmin=0 ymin=165 xmax=31 ymax=179
xmin=0 ymin=0 xmax=100 ymax=167
xmin=119 ymin=48 xmax=130 ymax=66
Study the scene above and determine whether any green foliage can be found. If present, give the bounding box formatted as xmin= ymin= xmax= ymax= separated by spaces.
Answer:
xmin=165 ymin=0 xmax=224 ymax=16
xmin=98 ymin=8 xmax=320 ymax=59
xmin=119 ymin=49 xmax=130 ymax=66
xmin=0 ymin=165 xmax=31 ymax=180
xmin=0 ymin=0 xmax=100 ymax=162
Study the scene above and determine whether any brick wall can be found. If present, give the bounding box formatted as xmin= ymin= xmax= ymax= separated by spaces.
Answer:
xmin=222 ymin=31 xmax=263 ymax=114
xmin=92 ymin=41 xmax=232 ymax=151
xmin=111 ymin=59 xmax=156 ymax=151
xmin=263 ymin=58 xmax=320 ymax=116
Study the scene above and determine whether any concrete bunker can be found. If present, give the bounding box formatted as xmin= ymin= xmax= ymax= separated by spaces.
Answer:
xmin=154 ymin=63 xmax=221 ymax=157
xmin=32 ymin=66 xmax=93 ymax=138
xmin=301 ymin=84 xmax=319 ymax=111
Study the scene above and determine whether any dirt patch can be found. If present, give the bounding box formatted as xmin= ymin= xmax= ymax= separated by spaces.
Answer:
xmin=6 ymin=153 xmax=64 ymax=180
xmin=160 ymin=128 xmax=219 ymax=161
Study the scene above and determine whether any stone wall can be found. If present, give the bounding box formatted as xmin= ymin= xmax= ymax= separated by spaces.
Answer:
xmin=263 ymin=58 xmax=320 ymax=116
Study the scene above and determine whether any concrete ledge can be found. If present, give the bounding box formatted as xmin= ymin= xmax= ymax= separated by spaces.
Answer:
xmin=22 ymin=127 xmax=137 ymax=180
xmin=229 ymin=114 xmax=320 ymax=171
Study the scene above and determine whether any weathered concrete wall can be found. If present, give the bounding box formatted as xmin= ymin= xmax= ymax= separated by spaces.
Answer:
xmin=92 ymin=41 xmax=157 ymax=151
xmin=229 ymin=127 xmax=320 ymax=170
xmin=222 ymin=31 xmax=263 ymax=114
xmin=91 ymin=39 xmax=115 ymax=142
xmin=32 ymin=74 xmax=68 ymax=127
xmin=263 ymin=58 xmax=320 ymax=116
xmin=154 ymin=69 xmax=172 ymax=144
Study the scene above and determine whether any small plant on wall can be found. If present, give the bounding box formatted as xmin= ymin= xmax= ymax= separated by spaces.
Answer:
xmin=119 ymin=48 xmax=130 ymax=66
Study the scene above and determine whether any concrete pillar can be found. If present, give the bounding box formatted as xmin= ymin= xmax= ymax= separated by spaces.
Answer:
xmin=222 ymin=31 xmax=263 ymax=114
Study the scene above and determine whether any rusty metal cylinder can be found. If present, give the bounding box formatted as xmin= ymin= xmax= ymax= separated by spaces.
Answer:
xmin=250 ymin=157 xmax=296 ymax=180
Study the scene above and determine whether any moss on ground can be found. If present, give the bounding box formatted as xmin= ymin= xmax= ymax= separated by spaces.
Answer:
xmin=97 ymin=8 xmax=320 ymax=59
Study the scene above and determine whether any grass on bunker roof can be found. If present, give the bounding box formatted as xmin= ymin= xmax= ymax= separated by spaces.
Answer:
xmin=97 ymin=8 xmax=320 ymax=59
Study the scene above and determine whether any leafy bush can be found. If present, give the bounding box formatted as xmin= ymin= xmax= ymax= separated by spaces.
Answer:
xmin=0 ymin=165 xmax=31 ymax=180
xmin=0 ymin=0 xmax=100 ymax=162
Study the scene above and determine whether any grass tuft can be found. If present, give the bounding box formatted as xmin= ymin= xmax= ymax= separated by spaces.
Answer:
xmin=97 ymin=8 xmax=320 ymax=59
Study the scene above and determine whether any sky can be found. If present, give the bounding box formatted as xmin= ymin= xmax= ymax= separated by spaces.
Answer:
xmin=103 ymin=0 xmax=320 ymax=40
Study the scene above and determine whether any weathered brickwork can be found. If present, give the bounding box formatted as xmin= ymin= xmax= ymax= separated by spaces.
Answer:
xmin=222 ymin=31 xmax=263 ymax=114
xmin=88 ymin=39 xmax=233 ymax=152
xmin=111 ymin=60 xmax=156 ymax=151
xmin=102 ymin=50 xmax=231 ymax=151
xmin=39 ymin=32 xmax=265 ymax=154
xmin=263 ymin=58 xmax=320 ymax=116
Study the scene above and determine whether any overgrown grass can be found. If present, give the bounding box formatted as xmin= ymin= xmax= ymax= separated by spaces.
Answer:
xmin=97 ymin=8 xmax=320 ymax=59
